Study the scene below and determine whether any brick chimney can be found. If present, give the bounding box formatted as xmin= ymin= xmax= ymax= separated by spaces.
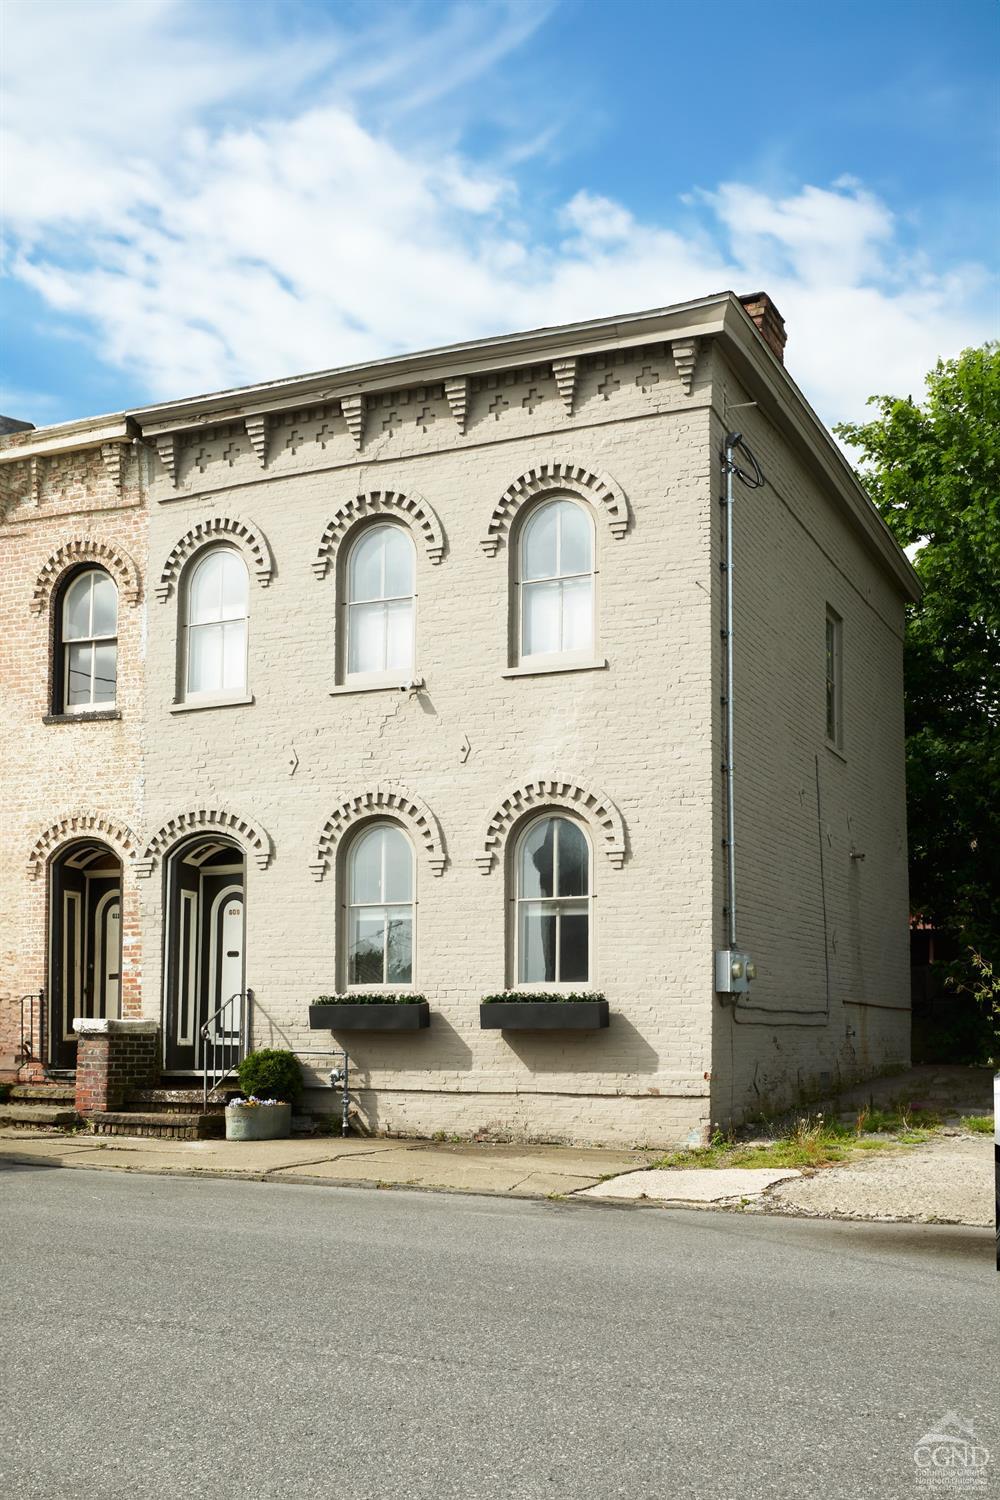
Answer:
xmin=739 ymin=293 xmax=786 ymax=363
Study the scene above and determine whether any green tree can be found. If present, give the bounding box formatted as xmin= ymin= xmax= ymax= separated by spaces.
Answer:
xmin=836 ymin=345 xmax=999 ymax=999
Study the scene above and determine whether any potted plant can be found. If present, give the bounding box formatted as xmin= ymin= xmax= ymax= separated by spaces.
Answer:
xmin=479 ymin=991 xmax=609 ymax=1030
xmin=225 ymin=1049 xmax=302 ymax=1140
xmin=308 ymin=993 xmax=430 ymax=1032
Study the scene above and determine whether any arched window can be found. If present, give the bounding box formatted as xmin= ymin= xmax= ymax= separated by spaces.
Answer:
xmin=518 ymin=498 xmax=594 ymax=663
xmin=346 ymin=524 xmax=415 ymax=680
xmin=515 ymin=815 xmax=590 ymax=984
xmin=184 ymin=548 xmax=249 ymax=699
xmin=58 ymin=567 xmax=118 ymax=713
xmin=346 ymin=822 xmax=415 ymax=986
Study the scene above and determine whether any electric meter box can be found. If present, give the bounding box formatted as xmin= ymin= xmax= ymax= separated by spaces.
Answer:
xmin=715 ymin=949 xmax=756 ymax=995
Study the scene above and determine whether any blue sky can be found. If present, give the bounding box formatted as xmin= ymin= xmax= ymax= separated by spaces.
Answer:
xmin=1 ymin=0 xmax=997 ymax=429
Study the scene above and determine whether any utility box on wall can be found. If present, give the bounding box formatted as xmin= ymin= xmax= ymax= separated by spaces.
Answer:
xmin=715 ymin=949 xmax=757 ymax=997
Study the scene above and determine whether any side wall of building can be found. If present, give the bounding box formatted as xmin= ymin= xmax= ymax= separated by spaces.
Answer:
xmin=708 ymin=350 xmax=911 ymax=1125
xmin=0 ymin=443 xmax=147 ymax=1071
xmin=139 ymin=347 xmax=718 ymax=1146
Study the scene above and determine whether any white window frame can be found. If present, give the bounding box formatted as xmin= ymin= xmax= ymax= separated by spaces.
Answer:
xmin=343 ymin=524 xmax=417 ymax=687
xmin=61 ymin=567 xmax=118 ymax=714
xmin=511 ymin=812 xmax=593 ymax=989
xmin=182 ymin=546 xmax=250 ymax=704
xmin=825 ymin=606 xmax=843 ymax=751
xmin=516 ymin=497 xmax=596 ymax=669
xmin=344 ymin=820 xmax=416 ymax=990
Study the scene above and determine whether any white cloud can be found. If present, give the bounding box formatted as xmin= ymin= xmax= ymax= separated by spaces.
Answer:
xmin=2 ymin=0 xmax=993 ymax=424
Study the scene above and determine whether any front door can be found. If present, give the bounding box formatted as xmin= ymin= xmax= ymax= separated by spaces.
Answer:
xmin=163 ymin=839 xmax=245 ymax=1073
xmin=49 ymin=843 xmax=122 ymax=1069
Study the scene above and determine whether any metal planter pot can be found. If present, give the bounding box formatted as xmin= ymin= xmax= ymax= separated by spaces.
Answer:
xmin=308 ymin=1003 xmax=430 ymax=1032
xmin=479 ymin=1001 xmax=610 ymax=1031
xmin=225 ymin=1102 xmax=292 ymax=1141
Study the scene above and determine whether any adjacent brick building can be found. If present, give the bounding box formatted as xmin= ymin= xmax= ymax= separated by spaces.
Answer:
xmin=0 ymin=291 xmax=919 ymax=1145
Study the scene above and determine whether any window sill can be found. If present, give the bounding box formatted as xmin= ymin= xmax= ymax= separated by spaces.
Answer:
xmin=43 ymin=710 xmax=121 ymax=725
xmin=825 ymin=739 xmax=847 ymax=764
xmin=170 ymin=693 xmax=255 ymax=714
xmin=329 ymin=678 xmax=421 ymax=697
xmin=502 ymin=658 xmax=608 ymax=679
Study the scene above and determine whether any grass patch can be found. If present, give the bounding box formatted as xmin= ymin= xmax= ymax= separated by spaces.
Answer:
xmin=653 ymin=1103 xmax=949 ymax=1173
xmin=960 ymin=1114 xmax=994 ymax=1134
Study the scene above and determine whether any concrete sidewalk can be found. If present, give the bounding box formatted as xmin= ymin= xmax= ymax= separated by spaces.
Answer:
xmin=0 ymin=1128 xmax=659 ymax=1199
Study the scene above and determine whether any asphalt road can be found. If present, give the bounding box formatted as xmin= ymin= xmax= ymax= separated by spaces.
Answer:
xmin=1 ymin=1165 xmax=995 ymax=1500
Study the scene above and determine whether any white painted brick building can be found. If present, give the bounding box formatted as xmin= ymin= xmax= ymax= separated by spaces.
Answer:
xmin=0 ymin=291 xmax=919 ymax=1145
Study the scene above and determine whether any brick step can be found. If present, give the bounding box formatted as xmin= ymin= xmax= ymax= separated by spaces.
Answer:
xmin=125 ymin=1088 xmax=230 ymax=1115
xmin=87 ymin=1111 xmax=225 ymax=1140
xmin=0 ymin=1102 xmax=79 ymax=1128
xmin=9 ymin=1083 xmax=76 ymax=1104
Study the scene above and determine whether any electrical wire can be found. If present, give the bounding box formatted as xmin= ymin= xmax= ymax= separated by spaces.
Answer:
xmin=727 ymin=433 xmax=766 ymax=490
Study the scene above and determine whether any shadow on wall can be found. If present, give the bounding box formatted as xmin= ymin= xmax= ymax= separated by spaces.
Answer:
xmin=500 ymin=1014 xmax=661 ymax=1076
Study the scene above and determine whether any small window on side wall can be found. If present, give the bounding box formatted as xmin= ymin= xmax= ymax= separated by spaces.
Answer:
xmin=344 ymin=524 xmax=415 ymax=683
xmin=56 ymin=567 xmax=118 ymax=713
xmin=517 ymin=498 xmax=594 ymax=665
xmin=825 ymin=606 xmax=843 ymax=749
xmin=183 ymin=547 xmax=249 ymax=700
xmin=346 ymin=822 xmax=415 ymax=986
xmin=515 ymin=814 xmax=591 ymax=985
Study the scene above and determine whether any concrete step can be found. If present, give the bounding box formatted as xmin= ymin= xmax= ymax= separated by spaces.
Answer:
xmin=0 ymin=1102 xmax=79 ymax=1128
xmin=9 ymin=1084 xmax=76 ymax=1105
xmin=125 ymin=1088 xmax=229 ymax=1115
xmin=88 ymin=1111 xmax=225 ymax=1141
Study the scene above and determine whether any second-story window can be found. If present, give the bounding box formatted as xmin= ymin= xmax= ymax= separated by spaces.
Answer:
xmin=185 ymin=548 xmax=249 ymax=699
xmin=60 ymin=567 xmax=118 ymax=713
xmin=825 ymin=606 xmax=843 ymax=749
xmin=518 ymin=498 xmax=594 ymax=664
xmin=346 ymin=524 xmax=415 ymax=680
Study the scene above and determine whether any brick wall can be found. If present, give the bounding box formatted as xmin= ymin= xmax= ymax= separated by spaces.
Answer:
xmin=74 ymin=1019 xmax=159 ymax=1113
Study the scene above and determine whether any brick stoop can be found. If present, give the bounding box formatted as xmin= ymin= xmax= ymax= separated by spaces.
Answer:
xmin=125 ymin=1087 xmax=230 ymax=1116
xmin=0 ymin=1083 xmax=80 ymax=1130
xmin=88 ymin=1110 xmax=225 ymax=1140
xmin=0 ymin=1101 xmax=80 ymax=1129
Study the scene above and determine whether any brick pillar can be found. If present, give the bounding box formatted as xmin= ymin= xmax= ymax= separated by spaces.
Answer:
xmin=73 ymin=1018 xmax=159 ymax=1114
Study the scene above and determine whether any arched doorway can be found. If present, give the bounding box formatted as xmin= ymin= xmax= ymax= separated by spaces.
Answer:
xmin=49 ymin=840 xmax=122 ymax=1069
xmin=163 ymin=835 xmax=246 ymax=1073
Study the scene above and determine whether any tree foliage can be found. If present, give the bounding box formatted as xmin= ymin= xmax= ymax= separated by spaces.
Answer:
xmin=836 ymin=345 xmax=999 ymax=971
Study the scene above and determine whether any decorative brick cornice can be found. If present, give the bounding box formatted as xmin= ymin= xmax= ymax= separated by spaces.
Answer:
xmin=30 ymin=538 xmax=142 ymax=616
xmin=155 ymin=515 xmax=274 ymax=601
xmin=245 ymin=415 xmax=270 ymax=466
xmin=671 ymin=338 xmax=699 ymax=395
xmin=313 ymin=489 xmax=445 ymax=579
xmin=341 ymin=394 xmax=365 ymax=451
xmin=27 ymin=814 xmax=140 ymax=879
xmin=311 ymin=786 xmax=446 ymax=881
xmin=156 ymin=434 xmax=180 ymax=486
xmin=481 ymin=460 xmax=630 ymax=556
xmin=478 ymin=778 xmax=626 ymax=873
xmin=136 ymin=808 xmax=274 ymax=877
xmin=444 ymin=377 xmax=469 ymax=434
xmin=551 ymin=358 xmax=578 ymax=416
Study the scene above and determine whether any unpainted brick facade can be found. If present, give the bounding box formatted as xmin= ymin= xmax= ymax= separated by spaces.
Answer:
xmin=0 ymin=293 xmax=918 ymax=1145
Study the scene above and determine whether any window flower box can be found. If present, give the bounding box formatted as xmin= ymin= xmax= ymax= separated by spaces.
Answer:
xmin=309 ymin=994 xmax=430 ymax=1032
xmin=479 ymin=992 xmax=609 ymax=1031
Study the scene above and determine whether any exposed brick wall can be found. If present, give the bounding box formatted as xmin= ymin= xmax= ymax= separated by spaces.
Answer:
xmin=74 ymin=1021 xmax=159 ymax=1113
xmin=0 ymin=443 xmax=147 ymax=1071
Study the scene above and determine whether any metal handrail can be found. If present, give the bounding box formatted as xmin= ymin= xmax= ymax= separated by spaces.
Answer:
xmin=18 ymin=990 xmax=45 ymax=1070
xmin=200 ymin=988 xmax=252 ymax=1109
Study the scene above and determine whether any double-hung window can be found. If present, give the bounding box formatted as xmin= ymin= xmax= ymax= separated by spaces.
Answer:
xmin=515 ymin=815 xmax=591 ymax=984
xmin=346 ymin=525 xmax=415 ymax=681
xmin=60 ymin=568 xmax=117 ymax=713
xmin=518 ymin=499 xmax=594 ymax=664
xmin=185 ymin=549 xmax=249 ymax=699
xmin=346 ymin=823 xmax=415 ymax=986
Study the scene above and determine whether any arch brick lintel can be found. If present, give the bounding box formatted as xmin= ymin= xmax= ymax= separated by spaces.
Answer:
xmin=313 ymin=489 xmax=445 ymax=579
xmin=30 ymin=538 xmax=142 ymax=616
xmin=27 ymin=813 xmax=140 ymax=879
xmin=311 ymin=786 xmax=446 ymax=881
xmin=480 ymin=461 xmax=630 ymax=556
xmin=478 ymin=778 xmax=626 ymax=874
xmin=135 ymin=808 xmax=274 ymax=877
xmin=155 ymin=516 xmax=274 ymax=601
